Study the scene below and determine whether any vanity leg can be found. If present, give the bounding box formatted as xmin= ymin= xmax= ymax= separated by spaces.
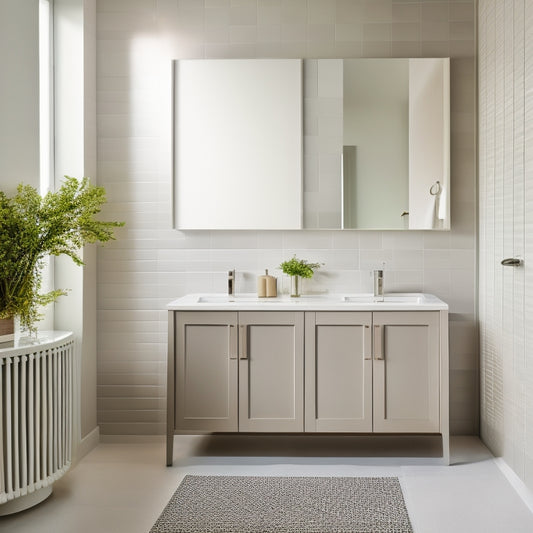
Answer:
xmin=440 ymin=310 xmax=450 ymax=465
xmin=166 ymin=434 xmax=174 ymax=467
xmin=442 ymin=432 xmax=450 ymax=466
xmin=167 ymin=311 xmax=176 ymax=467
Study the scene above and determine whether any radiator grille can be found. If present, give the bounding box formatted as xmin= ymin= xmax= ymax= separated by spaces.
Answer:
xmin=0 ymin=338 xmax=73 ymax=503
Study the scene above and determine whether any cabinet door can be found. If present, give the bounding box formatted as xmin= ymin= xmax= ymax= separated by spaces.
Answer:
xmin=238 ymin=312 xmax=304 ymax=432
xmin=305 ymin=312 xmax=373 ymax=432
xmin=373 ymin=311 xmax=440 ymax=433
xmin=175 ymin=312 xmax=238 ymax=432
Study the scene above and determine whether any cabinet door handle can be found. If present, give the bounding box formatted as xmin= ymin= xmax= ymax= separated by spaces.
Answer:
xmin=374 ymin=325 xmax=384 ymax=360
xmin=229 ymin=325 xmax=237 ymax=359
xmin=239 ymin=325 xmax=247 ymax=359
xmin=363 ymin=325 xmax=372 ymax=360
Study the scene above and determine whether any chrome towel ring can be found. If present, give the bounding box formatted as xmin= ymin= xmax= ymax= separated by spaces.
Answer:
xmin=430 ymin=180 xmax=442 ymax=196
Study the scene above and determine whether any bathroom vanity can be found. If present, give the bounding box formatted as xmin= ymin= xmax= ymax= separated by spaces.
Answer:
xmin=166 ymin=294 xmax=449 ymax=465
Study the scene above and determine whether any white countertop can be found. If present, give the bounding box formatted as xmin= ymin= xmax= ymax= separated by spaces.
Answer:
xmin=0 ymin=330 xmax=74 ymax=358
xmin=167 ymin=293 xmax=448 ymax=311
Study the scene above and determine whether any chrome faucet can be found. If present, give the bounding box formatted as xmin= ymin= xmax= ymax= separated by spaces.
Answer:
xmin=373 ymin=269 xmax=384 ymax=302
xmin=228 ymin=269 xmax=235 ymax=297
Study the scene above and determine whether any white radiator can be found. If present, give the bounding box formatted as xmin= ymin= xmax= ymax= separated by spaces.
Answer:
xmin=0 ymin=332 xmax=74 ymax=512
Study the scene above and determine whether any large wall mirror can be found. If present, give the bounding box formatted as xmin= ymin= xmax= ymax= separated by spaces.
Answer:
xmin=341 ymin=58 xmax=450 ymax=230
xmin=173 ymin=59 xmax=303 ymax=230
xmin=173 ymin=57 xmax=450 ymax=230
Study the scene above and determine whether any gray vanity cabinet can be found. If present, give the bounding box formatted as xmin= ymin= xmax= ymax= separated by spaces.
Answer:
xmin=172 ymin=311 xmax=239 ymax=434
xmin=167 ymin=305 xmax=449 ymax=466
xmin=304 ymin=311 xmax=440 ymax=434
xmin=304 ymin=312 xmax=373 ymax=432
xmin=238 ymin=312 xmax=304 ymax=432
xmin=372 ymin=311 xmax=440 ymax=433
xmin=169 ymin=311 xmax=304 ymax=442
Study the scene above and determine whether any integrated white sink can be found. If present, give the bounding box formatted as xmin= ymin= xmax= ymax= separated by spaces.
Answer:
xmin=197 ymin=295 xmax=279 ymax=304
xmin=342 ymin=294 xmax=425 ymax=304
xmin=169 ymin=293 xmax=448 ymax=311
xmin=197 ymin=296 xmax=252 ymax=303
xmin=196 ymin=295 xmax=335 ymax=304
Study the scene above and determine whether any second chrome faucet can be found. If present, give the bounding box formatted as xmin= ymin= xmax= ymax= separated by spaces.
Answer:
xmin=228 ymin=269 xmax=235 ymax=297
xmin=373 ymin=268 xmax=384 ymax=302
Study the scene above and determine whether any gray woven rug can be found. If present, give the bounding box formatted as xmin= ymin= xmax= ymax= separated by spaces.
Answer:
xmin=150 ymin=475 xmax=413 ymax=533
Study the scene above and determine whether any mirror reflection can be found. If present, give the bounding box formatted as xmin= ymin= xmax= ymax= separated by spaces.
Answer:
xmin=342 ymin=59 xmax=409 ymax=229
xmin=308 ymin=57 xmax=450 ymax=230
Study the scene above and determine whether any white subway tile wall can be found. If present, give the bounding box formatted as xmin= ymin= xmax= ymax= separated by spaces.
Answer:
xmin=96 ymin=0 xmax=477 ymax=436
xmin=479 ymin=0 xmax=533 ymax=491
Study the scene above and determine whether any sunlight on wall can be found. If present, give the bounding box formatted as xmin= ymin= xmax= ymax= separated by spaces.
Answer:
xmin=127 ymin=34 xmax=174 ymax=225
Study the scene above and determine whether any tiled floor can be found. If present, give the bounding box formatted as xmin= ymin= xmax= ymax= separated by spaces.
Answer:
xmin=1 ymin=436 xmax=533 ymax=533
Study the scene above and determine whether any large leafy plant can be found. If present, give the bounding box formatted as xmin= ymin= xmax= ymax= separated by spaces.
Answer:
xmin=0 ymin=176 xmax=124 ymax=333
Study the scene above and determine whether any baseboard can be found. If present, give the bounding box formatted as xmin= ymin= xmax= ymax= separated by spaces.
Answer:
xmin=494 ymin=457 xmax=533 ymax=514
xmin=99 ymin=434 xmax=165 ymax=444
xmin=74 ymin=426 xmax=100 ymax=464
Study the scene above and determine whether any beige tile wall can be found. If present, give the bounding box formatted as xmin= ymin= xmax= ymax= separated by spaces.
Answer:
xmin=478 ymin=0 xmax=533 ymax=492
xmin=96 ymin=0 xmax=477 ymax=435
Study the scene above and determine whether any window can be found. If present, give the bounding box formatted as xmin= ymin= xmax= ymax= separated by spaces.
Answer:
xmin=39 ymin=0 xmax=53 ymax=195
xmin=39 ymin=0 xmax=54 ymax=329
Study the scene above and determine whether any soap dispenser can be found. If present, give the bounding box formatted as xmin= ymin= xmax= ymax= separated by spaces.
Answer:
xmin=265 ymin=270 xmax=277 ymax=298
xmin=258 ymin=269 xmax=277 ymax=298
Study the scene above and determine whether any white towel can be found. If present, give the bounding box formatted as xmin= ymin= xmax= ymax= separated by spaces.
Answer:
xmin=437 ymin=186 xmax=447 ymax=220
xmin=420 ymin=194 xmax=436 ymax=228
xmin=420 ymin=191 xmax=445 ymax=229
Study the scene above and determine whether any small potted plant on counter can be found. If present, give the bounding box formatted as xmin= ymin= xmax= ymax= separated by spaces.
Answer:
xmin=0 ymin=176 xmax=124 ymax=338
xmin=279 ymin=255 xmax=323 ymax=297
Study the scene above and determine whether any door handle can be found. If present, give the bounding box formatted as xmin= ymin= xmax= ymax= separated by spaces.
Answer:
xmin=501 ymin=258 xmax=522 ymax=266
xmin=363 ymin=325 xmax=372 ymax=360
xmin=239 ymin=325 xmax=247 ymax=359
xmin=229 ymin=325 xmax=237 ymax=359
xmin=374 ymin=325 xmax=384 ymax=360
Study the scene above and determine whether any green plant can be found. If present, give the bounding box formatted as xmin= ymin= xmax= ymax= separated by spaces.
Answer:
xmin=279 ymin=256 xmax=323 ymax=278
xmin=0 ymin=176 xmax=124 ymax=333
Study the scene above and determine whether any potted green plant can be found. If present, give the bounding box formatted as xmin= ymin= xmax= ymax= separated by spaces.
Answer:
xmin=0 ymin=176 xmax=124 ymax=337
xmin=279 ymin=255 xmax=323 ymax=297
